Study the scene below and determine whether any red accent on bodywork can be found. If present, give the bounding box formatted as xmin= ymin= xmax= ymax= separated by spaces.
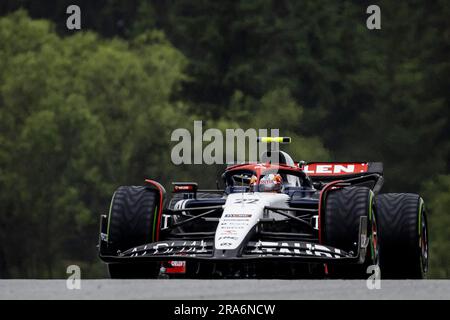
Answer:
xmin=225 ymin=163 xmax=301 ymax=178
xmin=301 ymin=162 xmax=368 ymax=176
xmin=174 ymin=185 xmax=195 ymax=192
xmin=145 ymin=179 xmax=164 ymax=241
xmin=165 ymin=260 xmax=186 ymax=274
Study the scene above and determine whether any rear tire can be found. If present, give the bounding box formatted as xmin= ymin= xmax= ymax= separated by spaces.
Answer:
xmin=323 ymin=187 xmax=377 ymax=278
xmin=106 ymin=186 xmax=161 ymax=279
xmin=376 ymin=193 xmax=428 ymax=279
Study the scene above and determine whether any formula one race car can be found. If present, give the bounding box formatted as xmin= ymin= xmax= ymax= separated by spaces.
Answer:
xmin=98 ymin=137 xmax=429 ymax=279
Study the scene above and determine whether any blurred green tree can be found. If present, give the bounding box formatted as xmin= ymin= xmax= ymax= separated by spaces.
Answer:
xmin=0 ymin=10 xmax=188 ymax=277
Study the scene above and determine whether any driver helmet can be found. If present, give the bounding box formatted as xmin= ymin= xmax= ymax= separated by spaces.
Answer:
xmin=258 ymin=173 xmax=283 ymax=192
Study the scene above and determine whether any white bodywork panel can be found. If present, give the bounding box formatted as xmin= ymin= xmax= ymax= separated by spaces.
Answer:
xmin=215 ymin=192 xmax=290 ymax=250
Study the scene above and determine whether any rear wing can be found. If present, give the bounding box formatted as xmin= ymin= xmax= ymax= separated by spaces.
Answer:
xmin=298 ymin=162 xmax=384 ymax=193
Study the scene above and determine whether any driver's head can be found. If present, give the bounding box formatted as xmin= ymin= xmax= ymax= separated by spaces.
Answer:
xmin=259 ymin=173 xmax=283 ymax=192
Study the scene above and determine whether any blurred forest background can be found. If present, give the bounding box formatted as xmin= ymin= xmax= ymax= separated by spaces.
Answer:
xmin=0 ymin=0 xmax=448 ymax=278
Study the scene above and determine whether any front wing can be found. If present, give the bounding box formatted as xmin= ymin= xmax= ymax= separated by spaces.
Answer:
xmin=99 ymin=217 xmax=369 ymax=265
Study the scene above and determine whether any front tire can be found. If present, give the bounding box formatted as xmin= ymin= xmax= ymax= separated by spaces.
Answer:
xmin=376 ymin=193 xmax=428 ymax=279
xmin=323 ymin=187 xmax=377 ymax=278
xmin=106 ymin=186 xmax=161 ymax=278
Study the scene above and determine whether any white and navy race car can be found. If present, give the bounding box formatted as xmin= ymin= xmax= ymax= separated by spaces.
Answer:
xmin=98 ymin=138 xmax=428 ymax=279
